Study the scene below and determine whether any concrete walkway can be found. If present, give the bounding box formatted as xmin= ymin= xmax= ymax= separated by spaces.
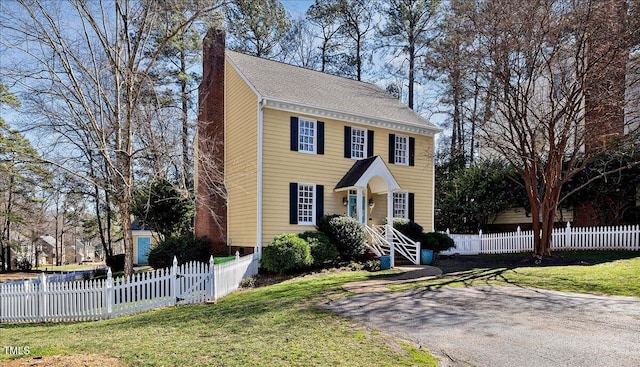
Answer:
xmin=343 ymin=265 xmax=442 ymax=293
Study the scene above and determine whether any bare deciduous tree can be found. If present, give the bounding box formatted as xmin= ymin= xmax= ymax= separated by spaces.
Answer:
xmin=474 ymin=0 xmax=638 ymax=257
xmin=0 ymin=0 xmax=223 ymax=276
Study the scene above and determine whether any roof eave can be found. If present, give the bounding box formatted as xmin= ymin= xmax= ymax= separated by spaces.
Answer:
xmin=263 ymin=98 xmax=443 ymax=136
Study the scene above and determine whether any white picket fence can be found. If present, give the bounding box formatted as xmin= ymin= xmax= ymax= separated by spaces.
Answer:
xmin=0 ymin=252 xmax=260 ymax=323
xmin=441 ymin=223 xmax=640 ymax=255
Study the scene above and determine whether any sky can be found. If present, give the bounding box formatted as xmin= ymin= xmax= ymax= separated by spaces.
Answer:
xmin=280 ymin=0 xmax=315 ymax=17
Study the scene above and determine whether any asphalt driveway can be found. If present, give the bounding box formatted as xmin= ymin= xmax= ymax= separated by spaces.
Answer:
xmin=324 ymin=286 xmax=640 ymax=366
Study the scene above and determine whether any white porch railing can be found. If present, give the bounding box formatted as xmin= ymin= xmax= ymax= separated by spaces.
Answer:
xmin=365 ymin=224 xmax=421 ymax=266
xmin=364 ymin=225 xmax=390 ymax=257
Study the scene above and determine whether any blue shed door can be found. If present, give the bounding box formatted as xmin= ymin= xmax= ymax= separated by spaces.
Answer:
xmin=137 ymin=237 xmax=151 ymax=265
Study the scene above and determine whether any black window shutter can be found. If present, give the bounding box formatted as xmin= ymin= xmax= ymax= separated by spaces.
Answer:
xmin=409 ymin=137 xmax=415 ymax=166
xmin=317 ymin=121 xmax=325 ymax=155
xmin=408 ymin=193 xmax=415 ymax=222
xmin=388 ymin=134 xmax=395 ymax=163
xmin=344 ymin=126 xmax=351 ymax=158
xmin=315 ymin=185 xmax=324 ymax=223
xmin=367 ymin=130 xmax=374 ymax=157
xmin=290 ymin=117 xmax=299 ymax=152
xmin=289 ymin=183 xmax=298 ymax=224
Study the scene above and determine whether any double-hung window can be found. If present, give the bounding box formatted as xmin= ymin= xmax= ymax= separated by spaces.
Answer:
xmin=388 ymin=133 xmax=415 ymax=166
xmin=298 ymin=118 xmax=316 ymax=153
xmin=394 ymin=135 xmax=408 ymax=165
xmin=344 ymin=126 xmax=373 ymax=159
xmin=297 ymin=184 xmax=315 ymax=225
xmin=393 ymin=192 xmax=408 ymax=219
xmin=291 ymin=117 xmax=324 ymax=154
xmin=290 ymin=183 xmax=324 ymax=225
xmin=351 ymin=127 xmax=366 ymax=159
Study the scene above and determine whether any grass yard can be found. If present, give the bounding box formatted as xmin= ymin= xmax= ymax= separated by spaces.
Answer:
xmin=392 ymin=251 xmax=640 ymax=297
xmin=0 ymin=270 xmax=438 ymax=367
xmin=2 ymin=251 xmax=637 ymax=366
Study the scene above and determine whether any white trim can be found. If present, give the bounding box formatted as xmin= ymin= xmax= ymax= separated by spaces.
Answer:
xmin=257 ymin=98 xmax=264 ymax=253
xmin=430 ymin=158 xmax=435 ymax=232
xmin=263 ymin=98 xmax=442 ymax=136
xmin=347 ymin=156 xmax=401 ymax=194
xmin=224 ymin=63 xmax=230 ymax=246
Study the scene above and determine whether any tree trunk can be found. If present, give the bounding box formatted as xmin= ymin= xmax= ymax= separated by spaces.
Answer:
xmin=356 ymin=32 xmax=362 ymax=81
xmin=121 ymin=200 xmax=134 ymax=277
xmin=180 ymin=34 xmax=191 ymax=191
xmin=408 ymin=37 xmax=415 ymax=110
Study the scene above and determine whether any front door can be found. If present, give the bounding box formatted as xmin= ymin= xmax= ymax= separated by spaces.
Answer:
xmin=347 ymin=191 xmax=366 ymax=224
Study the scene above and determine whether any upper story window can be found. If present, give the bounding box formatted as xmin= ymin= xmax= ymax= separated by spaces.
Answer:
xmin=388 ymin=133 xmax=415 ymax=166
xmin=394 ymin=135 xmax=408 ymax=165
xmin=344 ymin=126 xmax=373 ymax=159
xmin=351 ymin=127 xmax=366 ymax=159
xmin=298 ymin=118 xmax=316 ymax=153
xmin=290 ymin=116 xmax=324 ymax=155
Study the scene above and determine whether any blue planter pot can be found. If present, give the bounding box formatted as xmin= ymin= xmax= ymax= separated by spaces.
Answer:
xmin=379 ymin=255 xmax=391 ymax=270
xmin=420 ymin=249 xmax=434 ymax=265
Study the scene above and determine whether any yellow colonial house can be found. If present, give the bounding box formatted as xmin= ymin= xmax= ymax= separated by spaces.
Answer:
xmin=195 ymin=28 xmax=441 ymax=265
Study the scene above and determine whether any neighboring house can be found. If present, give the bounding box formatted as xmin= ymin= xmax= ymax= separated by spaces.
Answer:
xmin=195 ymin=28 xmax=441 ymax=264
xmin=131 ymin=219 xmax=158 ymax=266
xmin=36 ymin=235 xmax=57 ymax=266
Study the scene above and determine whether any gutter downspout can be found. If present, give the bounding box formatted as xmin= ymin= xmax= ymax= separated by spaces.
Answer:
xmin=256 ymin=97 xmax=265 ymax=259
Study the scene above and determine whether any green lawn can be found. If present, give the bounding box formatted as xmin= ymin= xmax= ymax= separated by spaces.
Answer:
xmin=3 ymin=251 xmax=638 ymax=366
xmin=392 ymin=251 xmax=640 ymax=297
xmin=0 ymin=270 xmax=437 ymax=367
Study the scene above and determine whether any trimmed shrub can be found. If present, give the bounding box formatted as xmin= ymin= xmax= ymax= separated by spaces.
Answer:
xmin=316 ymin=214 xmax=341 ymax=237
xmin=147 ymin=234 xmax=210 ymax=269
xmin=13 ymin=257 xmax=32 ymax=271
xmin=318 ymin=215 xmax=367 ymax=260
xmin=423 ymin=232 xmax=456 ymax=253
xmin=106 ymin=254 xmax=125 ymax=272
xmin=393 ymin=218 xmax=424 ymax=242
xmin=393 ymin=219 xmax=455 ymax=253
xmin=299 ymin=231 xmax=338 ymax=267
xmin=260 ymin=233 xmax=313 ymax=274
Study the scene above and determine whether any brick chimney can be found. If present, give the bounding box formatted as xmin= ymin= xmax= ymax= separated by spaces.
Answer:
xmin=195 ymin=27 xmax=228 ymax=255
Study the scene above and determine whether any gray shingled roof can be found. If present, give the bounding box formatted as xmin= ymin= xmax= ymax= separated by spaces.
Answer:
xmin=226 ymin=51 xmax=440 ymax=131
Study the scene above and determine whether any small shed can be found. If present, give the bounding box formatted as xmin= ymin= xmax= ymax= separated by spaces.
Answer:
xmin=131 ymin=219 xmax=159 ymax=266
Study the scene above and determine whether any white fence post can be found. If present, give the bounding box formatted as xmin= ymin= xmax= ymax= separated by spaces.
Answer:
xmin=104 ymin=267 xmax=113 ymax=318
xmin=39 ymin=273 xmax=47 ymax=322
xmin=565 ymin=222 xmax=572 ymax=249
xmin=516 ymin=226 xmax=522 ymax=251
xmin=208 ymin=256 xmax=215 ymax=301
xmin=171 ymin=257 xmax=178 ymax=305
xmin=478 ymin=229 xmax=483 ymax=253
